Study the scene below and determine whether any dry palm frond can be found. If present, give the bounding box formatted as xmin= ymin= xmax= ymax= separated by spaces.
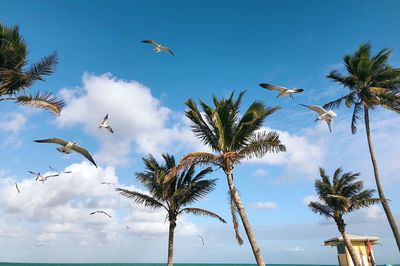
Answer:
xmin=15 ymin=92 xmax=64 ymax=115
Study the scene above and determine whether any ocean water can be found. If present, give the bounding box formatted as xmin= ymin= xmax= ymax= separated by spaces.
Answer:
xmin=0 ymin=263 xmax=341 ymax=266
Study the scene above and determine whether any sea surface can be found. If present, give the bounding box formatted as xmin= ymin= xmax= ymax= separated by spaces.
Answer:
xmin=0 ymin=264 xmax=340 ymax=266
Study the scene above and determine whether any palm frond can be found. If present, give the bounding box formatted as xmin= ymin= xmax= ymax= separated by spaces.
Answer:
xmin=180 ymin=207 xmax=226 ymax=223
xmin=239 ymin=131 xmax=286 ymax=159
xmin=351 ymin=102 xmax=362 ymax=134
xmin=308 ymin=201 xmax=334 ymax=218
xmin=15 ymin=92 xmax=64 ymax=115
xmin=228 ymin=191 xmax=244 ymax=245
xmin=116 ymin=188 xmax=166 ymax=210
xmin=25 ymin=52 xmax=57 ymax=82
xmin=323 ymin=93 xmax=353 ymax=110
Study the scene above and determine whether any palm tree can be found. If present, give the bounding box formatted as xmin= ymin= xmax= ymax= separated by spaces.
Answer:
xmin=0 ymin=23 xmax=64 ymax=115
xmin=325 ymin=43 xmax=400 ymax=251
xmin=116 ymin=153 xmax=226 ymax=266
xmin=166 ymin=92 xmax=286 ymax=266
xmin=309 ymin=167 xmax=380 ymax=266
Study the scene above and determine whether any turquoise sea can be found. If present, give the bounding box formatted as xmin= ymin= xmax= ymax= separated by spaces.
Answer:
xmin=0 ymin=264 xmax=340 ymax=266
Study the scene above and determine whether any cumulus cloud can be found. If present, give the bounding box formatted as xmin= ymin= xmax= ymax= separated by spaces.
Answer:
xmin=249 ymin=201 xmax=277 ymax=209
xmin=0 ymin=113 xmax=26 ymax=133
xmin=246 ymin=127 xmax=324 ymax=180
xmin=57 ymin=73 xmax=205 ymax=166
xmin=0 ymin=162 xmax=200 ymax=246
xmin=284 ymin=246 xmax=305 ymax=252
xmin=252 ymin=169 xmax=268 ymax=177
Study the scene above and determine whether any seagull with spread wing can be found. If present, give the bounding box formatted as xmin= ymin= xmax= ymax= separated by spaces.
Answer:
xmin=15 ymin=182 xmax=20 ymax=193
xmin=49 ymin=166 xmax=72 ymax=175
xmin=34 ymin=138 xmax=97 ymax=167
xmin=28 ymin=171 xmax=43 ymax=181
xmin=90 ymin=210 xmax=112 ymax=218
xmin=299 ymin=104 xmax=337 ymax=132
xmin=259 ymin=83 xmax=304 ymax=99
xmin=198 ymin=235 xmax=205 ymax=246
xmin=141 ymin=40 xmax=175 ymax=56
xmin=98 ymin=114 xmax=114 ymax=133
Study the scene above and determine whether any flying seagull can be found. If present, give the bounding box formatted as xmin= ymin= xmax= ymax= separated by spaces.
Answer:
xmin=198 ymin=235 xmax=205 ymax=246
xmin=259 ymin=83 xmax=304 ymax=99
xmin=90 ymin=210 xmax=112 ymax=218
xmin=299 ymin=104 xmax=337 ymax=132
xmin=141 ymin=40 xmax=175 ymax=56
xmin=49 ymin=166 xmax=72 ymax=175
xmin=29 ymin=171 xmax=59 ymax=183
xmin=101 ymin=181 xmax=115 ymax=186
xmin=15 ymin=182 xmax=20 ymax=193
xmin=28 ymin=171 xmax=43 ymax=181
xmin=98 ymin=114 xmax=114 ymax=133
xmin=34 ymin=138 xmax=97 ymax=167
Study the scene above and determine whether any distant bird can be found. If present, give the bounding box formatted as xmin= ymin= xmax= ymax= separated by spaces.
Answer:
xmin=198 ymin=235 xmax=204 ymax=246
xmin=48 ymin=166 xmax=72 ymax=174
xmin=98 ymin=114 xmax=114 ymax=133
xmin=125 ymin=225 xmax=130 ymax=230
xmin=299 ymin=104 xmax=337 ymax=132
xmin=28 ymin=171 xmax=43 ymax=181
xmin=90 ymin=210 xmax=112 ymax=218
xmin=101 ymin=181 xmax=115 ymax=186
xmin=34 ymin=138 xmax=97 ymax=167
xmin=141 ymin=40 xmax=175 ymax=56
xmin=259 ymin=83 xmax=304 ymax=99
xmin=15 ymin=182 xmax=20 ymax=193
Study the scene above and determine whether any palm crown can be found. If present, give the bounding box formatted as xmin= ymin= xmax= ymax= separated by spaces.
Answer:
xmin=309 ymin=167 xmax=380 ymax=228
xmin=175 ymin=91 xmax=286 ymax=170
xmin=0 ymin=23 xmax=64 ymax=115
xmin=117 ymin=153 xmax=226 ymax=223
xmin=324 ymin=43 xmax=400 ymax=133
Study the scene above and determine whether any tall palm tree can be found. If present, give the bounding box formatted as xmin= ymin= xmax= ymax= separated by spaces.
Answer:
xmin=309 ymin=167 xmax=380 ymax=266
xmin=116 ymin=153 xmax=226 ymax=266
xmin=166 ymin=92 xmax=286 ymax=266
xmin=325 ymin=43 xmax=400 ymax=251
xmin=0 ymin=23 xmax=64 ymax=115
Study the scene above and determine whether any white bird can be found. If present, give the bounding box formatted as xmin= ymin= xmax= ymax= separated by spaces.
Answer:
xmin=101 ymin=181 xmax=115 ymax=186
xmin=48 ymin=166 xmax=72 ymax=175
xmin=141 ymin=40 xmax=175 ymax=56
xmin=34 ymin=138 xmax=97 ymax=167
xmin=15 ymin=182 xmax=20 ymax=193
xmin=198 ymin=235 xmax=204 ymax=246
xmin=90 ymin=210 xmax=112 ymax=218
xmin=28 ymin=171 xmax=43 ymax=181
xmin=299 ymin=104 xmax=337 ymax=132
xmin=98 ymin=114 xmax=114 ymax=133
xmin=259 ymin=83 xmax=304 ymax=99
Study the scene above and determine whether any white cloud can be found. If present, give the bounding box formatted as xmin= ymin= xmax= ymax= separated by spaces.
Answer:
xmin=284 ymin=246 xmax=305 ymax=252
xmin=247 ymin=127 xmax=324 ymax=180
xmin=0 ymin=113 xmax=26 ymax=133
xmin=249 ymin=201 xmax=277 ymax=209
xmin=57 ymin=73 xmax=205 ymax=166
xmin=0 ymin=161 xmax=201 ymax=246
xmin=252 ymin=169 xmax=268 ymax=177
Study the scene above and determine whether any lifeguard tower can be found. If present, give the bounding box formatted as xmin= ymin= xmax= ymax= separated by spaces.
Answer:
xmin=324 ymin=234 xmax=379 ymax=266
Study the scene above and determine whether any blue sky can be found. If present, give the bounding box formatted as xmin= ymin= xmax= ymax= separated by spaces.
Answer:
xmin=1 ymin=0 xmax=400 ymax=264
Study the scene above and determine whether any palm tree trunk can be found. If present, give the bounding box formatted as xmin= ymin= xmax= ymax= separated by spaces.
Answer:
xmin=339 ymin=227 xmax=362 ymax=266
xmin=364 ymin=106 xmax=400 ymax=252
xmin=225 ymin=169 xmax=265 ymax=266
xmin=167 ymin=219 xmax=176 ymax=266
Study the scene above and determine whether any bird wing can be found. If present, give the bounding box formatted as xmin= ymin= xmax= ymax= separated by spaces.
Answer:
xmin=162 ymin=46 xmax=175 ymax=56
xmin=71 ymin=144 xmax=98 ymax=168
xmin=15 ymin=182 xmax=20 ymax=193
xmin=259 ymin=83 xmax=288 ymax=92
xmin=34 ymin=138 xmax=68 ymax=146
xmin=90 ymin=211 xmax=97 ymax=215
xmin=102 ymin=114 xmax=109 ymax=124
xmin=141 ymin=39 xmax=158 ymax=46
xmin=326 ymin=118 xmax=333 ymax=133
xmin=63 ymin=171 xmax=72 ymax=174
xmin=300 ymin=104 xmax=327 ymax=116
xmin=44 ymin=173 xmax=60 ymax=178
xmin=199 ymin=236 xmax=204 ymax=246
xmin=101 ymin=211 xmax=112 ymax=218
xmin=107 ymin=126 xmax=114 ymax=133
xmin=48 ymin=166 xmax=58 ymax=171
